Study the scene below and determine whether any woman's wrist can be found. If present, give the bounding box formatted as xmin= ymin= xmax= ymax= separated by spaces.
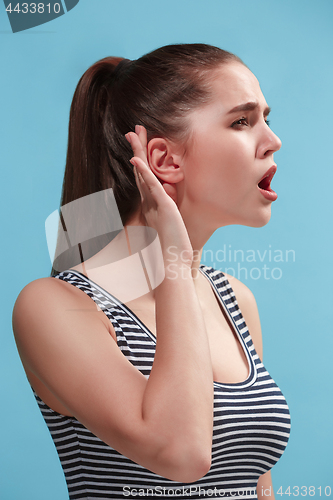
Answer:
xmin=163 ymin=261 xmax=193 ymax=281
xmin=161 ymin=244 xmax=193 ymax=271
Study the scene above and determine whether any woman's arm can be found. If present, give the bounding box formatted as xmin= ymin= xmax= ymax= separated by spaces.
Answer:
xmin=13 ymin=127 xmax=214 ymax=483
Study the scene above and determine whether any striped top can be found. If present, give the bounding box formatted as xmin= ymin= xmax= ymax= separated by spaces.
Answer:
xmin=32 ymin=266 xmax=291 ymax=500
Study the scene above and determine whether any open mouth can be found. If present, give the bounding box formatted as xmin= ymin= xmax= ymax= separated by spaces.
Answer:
xmin=258 ymin=166 xmax=276 ymax=189
xmin=257 ymin=166 xmax=278 ymax=201
xmin=258 ymin=175 xmax=272 ymax=190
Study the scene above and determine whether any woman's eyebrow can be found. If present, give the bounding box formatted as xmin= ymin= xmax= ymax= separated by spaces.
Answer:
xmin=227 ymin=101 xmax=271 ymax=116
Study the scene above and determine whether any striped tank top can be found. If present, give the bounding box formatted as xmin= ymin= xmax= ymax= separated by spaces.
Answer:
xmin=32 ymin=266 xmax=291 ymax=499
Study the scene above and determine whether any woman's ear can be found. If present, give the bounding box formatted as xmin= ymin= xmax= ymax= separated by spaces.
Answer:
xmin=147 ymin=138 xmax=184 ymax=184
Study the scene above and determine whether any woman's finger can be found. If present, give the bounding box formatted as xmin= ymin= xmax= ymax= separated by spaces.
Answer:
xmin=130 ymin=156 xmax=160 ymax=190
xmin=126 ymin=131 xmax=147 ymax=164
xmin=135 ymin=125 xmax=147 ymax=151
xmin=131 ymin=159 xmax=158 ymax=219
xmin=130 ymin=156 xmax=167 ymax=208
xmin=132 ymin=165 xmax=144 ymax=203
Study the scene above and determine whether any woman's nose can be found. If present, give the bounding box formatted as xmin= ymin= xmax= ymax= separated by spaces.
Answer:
xmin=257 ymin=126 xmax=282 ymax=158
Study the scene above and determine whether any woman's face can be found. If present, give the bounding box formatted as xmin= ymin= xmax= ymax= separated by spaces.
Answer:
xmin=177 ymin=62 xmax=282 ymax=232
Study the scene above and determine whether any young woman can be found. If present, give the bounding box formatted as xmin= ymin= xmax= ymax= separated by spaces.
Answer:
xmin=13 ymin=44 xmax=290 ymax=499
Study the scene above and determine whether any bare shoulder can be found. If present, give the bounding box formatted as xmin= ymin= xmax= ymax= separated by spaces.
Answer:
xmin=13 ymin=277 xmax=86 ymax=331
xmin=13 ymin=276 xmax=92 ymax=315
xmin=224 ymin=273 xmax=263 ymax=359
xmin=12 ymin=276 xmax=114 ymax=349
xmin=13 ymin=277 xmax=61 ymax=333
xmin=224 ymin=273 xmax=257 ymax=307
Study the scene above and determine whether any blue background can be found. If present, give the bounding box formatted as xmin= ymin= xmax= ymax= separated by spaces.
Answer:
xmin=1 ymin=0 xmax=332 ymax=498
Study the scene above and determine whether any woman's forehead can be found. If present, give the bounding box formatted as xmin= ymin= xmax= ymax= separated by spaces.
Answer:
xmin=210 ymin=62 xmax=266 ymax=107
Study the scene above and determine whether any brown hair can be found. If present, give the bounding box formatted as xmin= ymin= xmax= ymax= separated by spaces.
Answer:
xmin=51 ymin=44 xmax=242 ymax=276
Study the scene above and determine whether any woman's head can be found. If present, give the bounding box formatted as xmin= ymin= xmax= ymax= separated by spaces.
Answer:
xmin=62 ymin=44 xmax=242 ymax=225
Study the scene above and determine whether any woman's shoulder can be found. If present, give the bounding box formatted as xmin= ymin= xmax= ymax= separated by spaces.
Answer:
xmin=13 ymin=277 xmax=59 ymax=317
xmin=12 ymin=274 xmax=105 ymax=342
xmin=14 ymin=272 xmax=97 ymax=304
xmin=223 ymin=272 xmax=257 ymax=306
xmin=14 ymin=276 xmax=75 ymax=314
xmin=202 ymin=265 xmax=257 ymax=307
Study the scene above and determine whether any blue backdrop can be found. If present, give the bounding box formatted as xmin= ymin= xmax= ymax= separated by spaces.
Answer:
xmin=1 ymin=0 xmax=332 ymax=498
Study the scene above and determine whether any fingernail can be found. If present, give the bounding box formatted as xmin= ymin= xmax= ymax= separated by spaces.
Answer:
xmin=125 ymin=133 xmax=131 ymax=143
xmin=130 ymin=158 xmax=137 ymax=167
xmin=135 ymin=125 xmax=140 ymax=134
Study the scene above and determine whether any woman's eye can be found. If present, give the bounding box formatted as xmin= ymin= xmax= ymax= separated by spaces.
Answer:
xmin=265 ymin=119 xmax=270 ymax=127
xmin=231 ymin=117 xmax=248 ymax=127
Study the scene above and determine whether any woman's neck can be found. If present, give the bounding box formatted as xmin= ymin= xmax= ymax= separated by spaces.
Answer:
xmin=72 ymin=208 xmax=214 ymax=301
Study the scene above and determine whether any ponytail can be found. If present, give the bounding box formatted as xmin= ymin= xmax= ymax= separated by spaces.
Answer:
xmin=62 ymin=56 xmax=139 ymax=215
xmin=51 ymin=57 xmax=140 ymax=276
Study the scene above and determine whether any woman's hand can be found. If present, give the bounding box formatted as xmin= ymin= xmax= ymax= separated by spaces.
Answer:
xmin=125 ymin=125 xmax=193 ymax=268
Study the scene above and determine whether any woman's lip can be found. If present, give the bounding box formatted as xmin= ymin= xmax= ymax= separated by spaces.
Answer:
xmin=258 ymin=186 xmax=278 ymax=201
xmin=257 ymin=165 xmax=278 ymax=201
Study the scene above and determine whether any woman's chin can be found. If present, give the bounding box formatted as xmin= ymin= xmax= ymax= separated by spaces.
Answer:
xmin=255 ymin=212 xmax=272 ymax=228
xmin=242 ymin=207 xmax=273 ymax=228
